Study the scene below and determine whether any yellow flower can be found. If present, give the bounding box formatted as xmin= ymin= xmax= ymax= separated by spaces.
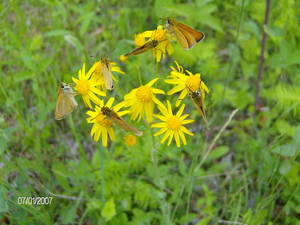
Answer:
xmin=91 ymin=57 xmax=125 ymax=92
xmin=165 ymin=61 xmax=209 ymax=107
xmin=122 ymin=78 xmax=165 ymax=123
xmin=72 ymin=63 xmax=105 ymax=108
xmin=152 ymin=101 xmax=194 ymax=147
xmin=134 ymin=25 xmax=173 ymax=62
xmin=120 ymin=54 xmax=128 ymax=62
xmin=86 ymin=97 xmax=128 ymax=146
xmin=125 ymin=134 xmax=137 ymax=147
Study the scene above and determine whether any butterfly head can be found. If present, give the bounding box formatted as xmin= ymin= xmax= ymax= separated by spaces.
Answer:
xmin=101 ymin=106 xmax=112 ymax=117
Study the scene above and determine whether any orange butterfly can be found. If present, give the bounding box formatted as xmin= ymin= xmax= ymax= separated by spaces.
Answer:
xmin=165 ymin=17 xmax=205 ymax=49
xmin=55 ymin=82 xmax=78 ymax=120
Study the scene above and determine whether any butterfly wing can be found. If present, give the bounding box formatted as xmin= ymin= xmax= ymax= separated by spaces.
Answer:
xmin=108 ymin=111 xmax=143 ymax=136
xmin=55 ymin=88 xmax=77 ymax=120
xmin=170 ymin=20 xmax=205 ymax=49
xmin=125 ymin=41 xmax=156 ymax=57
xmin=101 ymin=62 xmax=113 ymax=90
xmin=191 ymin=94 xmax=208 ymax=128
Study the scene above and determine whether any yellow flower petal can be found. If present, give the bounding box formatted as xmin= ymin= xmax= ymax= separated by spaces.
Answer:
xmin=180 ymin=126 xmax=194 ymax=136
xmin=176 ymin=104 xmax=185 ymax=117
xmin=152 ymin=122 xmax=166 ymax=128
xmin=154 ymin=127 xmax=168 ymax=136
xmin=106 ymin=97 xmax=115 ymax=108
xmin=174 ymin=132 xmax=180 ymax=147
xmin=102 ymin=128 xmax=108 ymax=147
xmin=146 ymin=78 xmax=159 ymax=87
xmin=161 ymin=130 xmax=171 ymax=144
xmin=179 ymin=130 xmax=187 ymax=145
xmin=167 ymin=131 xmax=174 ymax=146
xmin=151 ymin=88 xmax=165 ymax=95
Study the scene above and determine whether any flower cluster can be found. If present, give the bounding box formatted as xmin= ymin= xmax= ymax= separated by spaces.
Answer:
xmin=58 ymin=22 xmax=209 ymax=148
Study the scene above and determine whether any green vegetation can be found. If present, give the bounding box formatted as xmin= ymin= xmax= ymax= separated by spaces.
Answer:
xmin=1 ymin=0 xmax=300 ymax=224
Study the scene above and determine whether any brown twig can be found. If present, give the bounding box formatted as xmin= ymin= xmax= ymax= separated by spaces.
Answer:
xmin=197 ymin=109 xmax=239 ymax=169
xmin=218 ymin=220 xmax=247 ymax=225
xmin=254 ymin=0 xmax=271 ymax=118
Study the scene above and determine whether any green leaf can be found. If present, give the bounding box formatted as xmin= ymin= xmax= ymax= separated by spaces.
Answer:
xmin=87 ymin=200 xmax=102 ymax=211
xmin=79 ymin=12 xmax=95 ymax=36
xmin=196 ymin=218 xmax=210 ymax=225
xmin=64 ymin=34 xmax=83 ymax=52
xmin=101 ymin=198 xmax=116 ymax=221
xmin=272 ymin=125 xmax=300 ymax=157
xmin=279 ymin=160 xmax=291 ymax=175
xmin=272 ymin=144 xmax=296 ymax=157
xmin=44 ymin=30 xmax=70 ymax=37
xmin=20 ymin=51 xmax=37 ymax=72
xmin=293 ymin=125 xmax=300 ymax=147
xmin=0 ymin=187 xmax=8 ymax=213
xmin=61 ymin=204 xmax=77 ymax=224
xmin=30 ymin=34 xmax=43 ymax=51
xmin=206 ymin=146 xmax=229 ymax=162
xmin=179 ymin=213 xmax=197 ymax=224
xmin=92 ymin=150 xmax=100 ymax=168
xmin=52 ymin=161 xmax=70 ymax=189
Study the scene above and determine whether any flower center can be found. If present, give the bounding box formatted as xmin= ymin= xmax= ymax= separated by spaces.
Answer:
xmin=185 ymin=75 xmax=200 ymax=92
xmin=166 ymin=116 xmax=181 ymax=130
xmin=136 ymin=86 xmax=152 ymax=103
xmin=76 ymin=80 xmax=90 ymax=95
xmin=96 ymin=113 xmax=112 ymax=128
xmin=125 ymin=134 xmax=137 ymax=147
xmin=152 ymin=28 xmax=166 ymax=42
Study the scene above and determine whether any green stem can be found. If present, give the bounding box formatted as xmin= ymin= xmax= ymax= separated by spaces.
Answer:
xmin=69 ymin=115 xmax=92 ymax=169
xmin=155 ymin=60 xmax=159 ymax=88
xmin=113 ymin=82 xmax=125 ymax=97
xmin=150 ymin=126 xmax=156 ymax=163
xmin=100 ymin=144 xmax=105 ymax=202
xmin=137 ymin=56 xmax=143 ymax=86
xmin=149 ymin=124 xmax=160 ymax=188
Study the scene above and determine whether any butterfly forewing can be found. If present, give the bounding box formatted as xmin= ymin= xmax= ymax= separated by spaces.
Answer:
xmin=166 ymin=17 xmax=205 ymax=49
xmin=55 ymin=83 xmax=78 ymax=120
xmin=102 ymin=107 xmax=143 ymax=136
xmin=110 ymin=115 xmax=143 ymax=136
xmin=101 ymin=59 xmax=113 ymax=90
xmin=176 ymin=22 xmax=204 ymax=43
xmin=190 ymin=91 xmax=208 ymax=128
xmin=125 ymin=40 xmax=158 ymax=57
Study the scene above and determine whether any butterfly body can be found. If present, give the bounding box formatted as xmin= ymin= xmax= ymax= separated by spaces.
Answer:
xmin=101 ymin=106 xmax=143 ymax=136
xmin=165 ymin=17 xmax=205 ymax=49
xmin=55 ymin=82 xmax=78 ymax=120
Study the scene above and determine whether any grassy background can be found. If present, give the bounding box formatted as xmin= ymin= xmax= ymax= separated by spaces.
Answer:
xmin=1 ymin=0 xmax=300 ymax=224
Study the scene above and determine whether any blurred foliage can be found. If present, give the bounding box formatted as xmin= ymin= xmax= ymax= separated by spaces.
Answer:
xmin=0 ymin=0 xmax=300 ymax=224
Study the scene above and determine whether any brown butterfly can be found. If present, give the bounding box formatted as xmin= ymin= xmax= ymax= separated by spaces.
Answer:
xmin=124 ymin=39 xmax=159 ymax=57
xmin=187 ymin=85 xmax=209 ymax=128
xmin=124 ymin=29 xmax=167 ymax=57
xmin=101 ymin=106 xmax=143 ymax=136
xmin=165 ymin=17 xmax=205 ymax=49
xmin=55 ymin=82 xmax=78 ymax=120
